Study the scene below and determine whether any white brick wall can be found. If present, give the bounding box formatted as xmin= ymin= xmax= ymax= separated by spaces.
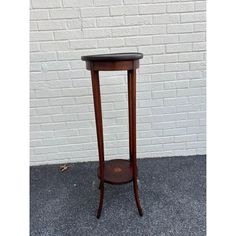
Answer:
xmin=30 ymin=0 xmax=206 ymax=166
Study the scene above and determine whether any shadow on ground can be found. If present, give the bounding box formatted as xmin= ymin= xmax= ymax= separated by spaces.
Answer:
xmin=30 ymin=155 xmax=206 ymax=236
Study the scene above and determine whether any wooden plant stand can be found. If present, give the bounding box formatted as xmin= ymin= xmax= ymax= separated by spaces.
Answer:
xmin=81 ymin=53 xmax=143 ymax=218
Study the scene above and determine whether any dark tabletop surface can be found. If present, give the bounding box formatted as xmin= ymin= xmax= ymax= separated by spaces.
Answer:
xmin=81 ymin=52 xmax=143 ymax=62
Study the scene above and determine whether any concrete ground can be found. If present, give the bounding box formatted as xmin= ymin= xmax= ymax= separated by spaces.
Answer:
xmin=30 ymin=155 xmax=206 ymax=236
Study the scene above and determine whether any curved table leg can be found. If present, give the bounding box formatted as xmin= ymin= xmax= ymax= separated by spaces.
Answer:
xmin=97 ymin=181 xmax=104 ymax=218
xmin=133 ymin=172 xmax=143 ymax=216
xmin=128 ymin=69 xmax=143 ymax=216
xmin=91 ymin=68 xmax=105 ymax=219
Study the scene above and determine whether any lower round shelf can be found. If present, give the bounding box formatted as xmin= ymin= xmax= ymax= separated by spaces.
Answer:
xmin=97 ymin=159 xmax=133 ymax=184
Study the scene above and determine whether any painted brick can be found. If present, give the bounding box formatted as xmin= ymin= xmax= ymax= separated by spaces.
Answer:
xmin=49 ymin=97 xmax=75 ymax=106
xmin=164 ymin=97 xmax=188 ymax=106
xmin=30 ymin=31 xmax=54 ymax=42
xmin=97 ymin=17 xmax=125 ymax=27
xmin=176 ymin=71 xmax=202 ymax=80
xmin=30 ymin=22 xmax=38 ymax=31
xmin=30 ymin=0 xmax=206 ymax=165
xmin=57 ymin=51 xmax=81 ymax=60
xmin=139 ymin=4 xmax=166 ymax=14
xmin=67 ymin=19 xmax=82 ymax=29
xmin=181 ymin=12 xmax=206 ymax=23
xmin=167 ymin=23 xmax=193 ymax=33
xmin=110 ymin=5 xmax=139 ymax=16
xmin=98 ymin=38 xmax=124 ymax=48
xmin=153 ymin=14 xmax=180 ymax=24
xmin=36 ymin=106 xmax=62 ymax=115
xmin=31 ymin=116 xmax=52 ymax=124
xmin=31 ymin=71 xmax=58 ymax=82
xmin=166 ymin=43 xmax=192 ymax=53
xmin=125 ymin=36 xmax=152 ymax=46
xmin=153 ymin=35 xmax=179 ymax=44
xmin=41 ymin=61 xmax=70 ymax=71
xmin=140 ymin=25 xmax=166 ymax=35
xmin=30 ymin=10 xmax=49 ymax=20
xmin=30 ymin=99 xmax=49 ymax=108
xmin=189 ymin=79 xmax=206 ymax=88
xmin=30 ymin=52 xmax=57 ymax=62
xmin=139 ymin=45 xmax=165 ymax=55
xmin=40 ymin=41 xmax=69 ymax=51
xmin=179 ymin=32 xmax=206 ymax=43
xmin=82 ymin=19 xmax=96 ymax=28
xmin=152 ymin=90 xmax=176 ymax=99
xmin=83 ymin=28 xmax=111 ymax=38
xmin=49 ymin=9 xmax=79 ymax=19
xmin=35 ymin=89 xmax=61 ymax=98
xmin=190 ymin=61 xmax=206 ymax=71
xmin=177 ymin=88 xmax=202 ymax=97
xmin=194 ymin=23 xmax=206 ymax=32
xmin=140 ymin=64 xmax=165 ymax=74
xmin=30 ymin=63 xmax=41 ymax=72
xmin=54 ymin=30 xmax=82 ymax=40
xmin=167 ymin=2 xmax=194 ymax=13
xmin=61 ymin=88 xmax=89 ymax=97
xmin=153 ymin=54 xmax=178 ymax=64
xmin=81 ymin=7 xmax=110 ymax=18
xmin=31 ymin=0 xmax=62 ymax=9
xmin=195 ymin=1 xmax=206 ymax=11
xmin=70 ymin=39 xmax=97 ymax=49
xmin=193 ymin=42 xmax=206 ymax=51
xmin=179 ymin=52 xmax=204 ymax=62
xmin=38 ymin=20 xmax=67 ymax=30
xmin=112 ymin=27 xmax=139 ymax=37
xmin=164 ymin=128 xmax=186 ymax=136
xmin=165 ymin=63 xmax=189 ymax=72
xmin=94 ymin=0 xmax=123 ymax=6
xmin=125 ymin=15 xmax=152 ymax=26
xmin=62 ymin=0 xmax=93 ymax=7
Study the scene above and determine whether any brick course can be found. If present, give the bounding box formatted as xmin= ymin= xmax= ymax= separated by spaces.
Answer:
xmin=30 ymin=0 xmax=206 ymax=165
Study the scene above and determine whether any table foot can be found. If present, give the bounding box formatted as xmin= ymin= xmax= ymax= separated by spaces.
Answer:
xmin=96 ymin=181 xmax=104 ymax=219
xmin=133 ymin=178 xmax=143 ymax=217
xmin=138 ymin=207 xmax=144 ymax=216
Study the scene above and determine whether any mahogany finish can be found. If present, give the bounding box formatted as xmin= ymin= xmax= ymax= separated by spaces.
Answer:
xmin=97 ymin=159 xmax=133 ymax=185
xmin=82 ymin=52 xmax=143 ymax=218
xmin=86 ymin=60 xmax=139 ymax=71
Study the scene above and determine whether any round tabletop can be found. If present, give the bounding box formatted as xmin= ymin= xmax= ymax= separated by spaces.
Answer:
xmin=81 ymin=52 xmax=143 ymax=62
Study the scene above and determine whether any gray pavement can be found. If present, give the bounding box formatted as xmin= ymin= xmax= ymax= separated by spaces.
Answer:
xmin=30 ymin=155 xmax=206 ymax=236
